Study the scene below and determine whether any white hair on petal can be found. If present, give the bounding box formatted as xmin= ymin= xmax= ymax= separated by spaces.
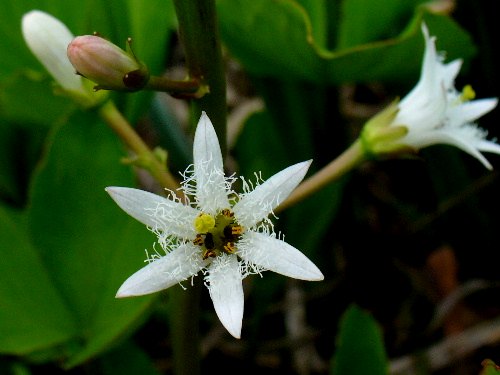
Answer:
xmin=204 ymin=254 xmax=241 ymax=289
xmin=181 ymin=156 xmax=236 ymax=214
xmin=144 ymin=242 xmax=164 ymax=263
xmin=235 ymin=172 xmax=282 ymax=230
xmin=239 ymin=258 xmax=266 ymax=279
xmin=180 ymin=164 xmax=197 ymax=200
xmin=142 ymin=195 xmax=196 ymax=240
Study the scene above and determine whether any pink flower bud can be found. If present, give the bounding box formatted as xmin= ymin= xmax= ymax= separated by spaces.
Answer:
xmin=67 ymin=35 xmax=149 ymax=91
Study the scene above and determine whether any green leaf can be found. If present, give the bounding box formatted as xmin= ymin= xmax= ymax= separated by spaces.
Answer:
xmin=331 ymin=304 xmax=388 ymax=375
xmin=0 ymin=205 xmax=77 ymax=355
xmin=28 ymin=111 xmax=155 ymax=367
xmin=294 ymin=0 xmax=329 ymax=48
xmin=336 ymin=0 xmax=425 ymax=49
xmin=0 ymin=72 xmax=76 ymax=127
xmin=218 ymin=0 xmax=475 ymax=84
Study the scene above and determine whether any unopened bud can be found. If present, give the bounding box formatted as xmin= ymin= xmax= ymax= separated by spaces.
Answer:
xmin=21 ymin=10 xmax=98 ymax=106
xmin=67 ymin=35 xmax=149 ymax=91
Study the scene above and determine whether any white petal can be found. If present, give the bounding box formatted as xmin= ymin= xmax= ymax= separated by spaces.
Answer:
xmin=397 ymin=86 xmax=446 ymax=133
xmin=22 ymin=10 xmax=84 ymax=93
xmin=206 ymin=254 xmax=244 ymax=338
xmin=477 ymin=139 xmax=500 ymax=155
xmin=192 ymin=112 xmax=229 ymax=214
xmin=106 ymin=187 xmax=199 ymax=239
xmin=448 ymin=98 xmax=497 ymax=124
xmin=414 ymin=129 xmax=493 ymax=169
xmin=238 ymin=231 xmax=324 ymax=281
xmin=440 ymin=59 xmax=462 ymax=89
xmin=233 ymin=160 xmax=312 ymax=228
xmin=400 ymin=24 xmax=444 ymax=111
xmin=116 ymin=243 xmax=206 ymax=297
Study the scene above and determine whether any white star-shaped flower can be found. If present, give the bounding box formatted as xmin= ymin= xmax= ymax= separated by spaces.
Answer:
xmin=362 ymin=23 xmax=499 ymax=169
xmin=397 ymin=24 xmax=500 ymax=168
xmin=106 ymin=112 xmax=323 ymax=338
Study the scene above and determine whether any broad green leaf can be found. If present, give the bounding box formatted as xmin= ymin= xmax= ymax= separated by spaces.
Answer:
xmin=28 ymin=111 xmax=155 ymax=367
xmin=294 ymin=0 xmax=329 ymax=48
xmin=336 ymin=0 xmax=425 ymax=49
xmin=218 ymin=0 xmax=475 ymax=84
xmin=331 ymin=304 xmax=388 ymax=375
xmin=218 ymin=0 xmax=322 ymax=82
xmin=0 ymin=72 xmax=76 ymax=127
xmin=0 ymin=205 xmax=77 ymax=355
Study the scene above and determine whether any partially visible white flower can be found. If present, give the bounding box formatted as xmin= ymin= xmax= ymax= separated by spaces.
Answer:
xmin=107 ymin=112 xmax=323 ymax=339
xmin=21 ymin=10 xmax=99 ymax=106
xmin=361 ymin=23 xmax=500 ymax=169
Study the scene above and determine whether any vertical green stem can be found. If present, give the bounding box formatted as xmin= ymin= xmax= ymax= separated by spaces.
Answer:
xmin=173 ymin=0 xmax=227 ymax=155
xmin=169 ymin=2 xmax=227 ymax=375
xmin=167 ymin=280 xmax=202 ymax=375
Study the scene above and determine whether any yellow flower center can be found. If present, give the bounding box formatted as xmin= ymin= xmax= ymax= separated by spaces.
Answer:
xmin=192 ymin=209 xmax=244 ymax=260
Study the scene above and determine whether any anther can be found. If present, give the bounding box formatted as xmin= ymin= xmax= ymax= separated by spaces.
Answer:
xmin=202 ymin=249 xmax=217 ymax=260
xmin=223 ymin=242 xmax=236 ymax=254
xmin=193 ymin=234 xmax=204 ymax=246
xmin=231 ymin=225 xmax=244 ymax=235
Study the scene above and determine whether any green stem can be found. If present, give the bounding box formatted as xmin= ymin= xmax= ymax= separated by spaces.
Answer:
xmin=146 ymin=76 xmax=206 ymax=98
xmin=167 ymin=280 xmax=202 ymax=375
xmin=168 ymin=2 xmax=227 ymax=374
xmin=173 ymin=0 xmax=227 ymax=155
xmin=277 ymin=139 xmax=366 ymax=213
xmin=98 ymin=100 xmax=182 ymax=195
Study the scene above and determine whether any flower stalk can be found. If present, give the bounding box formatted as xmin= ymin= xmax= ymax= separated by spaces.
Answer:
xmin=146 ymin=76 xmax=207 ymax=98
xmin=277 ymin=139 xmax=366 ymax=213
xmin=99 ymin=101 xmax=182 ymax=195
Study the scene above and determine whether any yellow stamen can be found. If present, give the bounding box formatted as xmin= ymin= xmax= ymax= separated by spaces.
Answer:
xmin=194 ymin=213 xmax=215 ymax=233
xmin=461 ymin=85 xmax=476 ymax=102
